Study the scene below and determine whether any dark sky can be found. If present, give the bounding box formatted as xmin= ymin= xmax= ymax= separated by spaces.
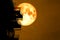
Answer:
xmin=13 ymin=0 xmax=60 ymax=40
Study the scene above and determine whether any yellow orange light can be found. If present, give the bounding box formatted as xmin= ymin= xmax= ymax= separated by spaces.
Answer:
xmin=16 ymin=3 xmax=37 ymax=26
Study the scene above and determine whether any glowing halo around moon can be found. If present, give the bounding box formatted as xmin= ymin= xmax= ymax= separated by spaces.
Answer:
xmin=15 ymin=3 xmax=37 ymax=26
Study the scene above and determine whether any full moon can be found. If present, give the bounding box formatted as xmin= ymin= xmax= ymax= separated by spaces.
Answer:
xmin=15 ymin=3 xmax=37 ymax=26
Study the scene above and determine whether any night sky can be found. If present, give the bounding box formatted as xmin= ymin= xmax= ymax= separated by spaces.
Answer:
xmin=13 ymin=0 xmax=60 ymax=40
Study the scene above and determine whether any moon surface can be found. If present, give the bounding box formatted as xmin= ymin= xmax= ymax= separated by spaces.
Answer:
xmin=15 ymin=3 xmax=37 ymax=26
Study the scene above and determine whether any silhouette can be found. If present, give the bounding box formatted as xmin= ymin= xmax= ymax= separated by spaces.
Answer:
xmin=0 ymin=0 xmax=22 ymax=40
